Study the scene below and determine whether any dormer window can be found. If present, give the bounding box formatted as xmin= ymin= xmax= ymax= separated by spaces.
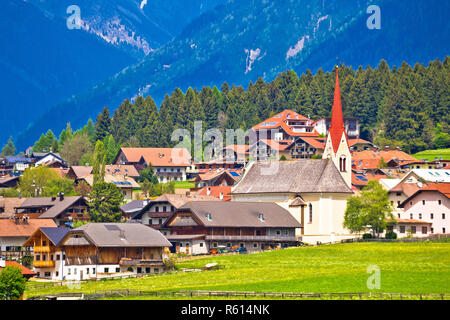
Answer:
xmin=259 ymin=214 xmax=264 ymax=222
xmin=206 ymin=214 xmax=212 ymax=221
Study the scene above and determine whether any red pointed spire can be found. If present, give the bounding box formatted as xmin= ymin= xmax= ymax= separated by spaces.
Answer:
xmin=328 ymin=67 xmax=347 ymax=153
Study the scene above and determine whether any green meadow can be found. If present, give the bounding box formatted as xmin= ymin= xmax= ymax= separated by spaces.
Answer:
xmin=412 ymin=148 xmax=450 ymax=161
xmin=25 ymin=242 xmax=450 ymax=299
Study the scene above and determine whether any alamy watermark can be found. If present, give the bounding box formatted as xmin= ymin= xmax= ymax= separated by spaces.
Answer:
xmin=366 ymin=265 xmax=381 ymax=290
xmin=66 ymin=5 xmax=82 ymax=30
xmin=367 ymin=5 xmax=381 ymax=30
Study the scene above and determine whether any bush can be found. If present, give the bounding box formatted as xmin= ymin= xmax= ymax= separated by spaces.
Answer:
xmin=385 ymin=231 xmax=397 ymax=239
xmin=362 ymin=233 xmax=373 ymax=239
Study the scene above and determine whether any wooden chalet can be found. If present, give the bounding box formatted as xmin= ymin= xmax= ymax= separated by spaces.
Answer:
xmin=165 ymin=201 xmax=302 ymax=254
xmin=59 ymin=223 xmax=172 ymax=280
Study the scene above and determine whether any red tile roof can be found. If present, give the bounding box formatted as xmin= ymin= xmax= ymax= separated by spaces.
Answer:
xmin=0 ymin=219 xmax=57 ymax=237
xmin=0 ymin=261 xmax=36 ymax=276
xmin=119 ymin=148 xmax=191 ymax=167
xmin=348 ymin=139 xmax=373 ymax=147
xmin=252 ymin=110 xmax=320 ymax=137
xmin=389 ymin=181 xmax=428 ymax=197
xmin=352 ymin=149 xmax=417 ymax=170
xmin=395 ymin=219 xmax=432 ymax=224
xmin=196 ymin=186 xmax=232 ymax=201
xmin=420 ymin=183 xmax=450 ymax=199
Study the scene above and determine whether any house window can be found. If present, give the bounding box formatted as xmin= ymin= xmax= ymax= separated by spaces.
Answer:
xmin=443 ymin=228 xmax=446 ymax=234
xmin=253 ymin=243 xmax=258 ymax=248
xmin=226 ymin=243 xmax=231 ymax=248
xmin=104 ymin=268 xmax=109 ymax=273
xmin=411 ymin=226 xmax=416 ymax=234
xmin=309 ymin=204 xmax=313 ymax=223
xmin=419 ymin=213 xmax=422 ymax=219
xmin=422 ymin=227 xmax=427 ymax=234
xmin=390 ymin=201 xmax=394 ymax=206
xmin=431 ymin=213 xmax=434 ymax=219
xmin=410 ymin=214 xmax=413 ymax=219
xmin=116 ymin=268 xmax=120 ymax=273
xmin=410 ymin=202 xmax=413 ymax=206
xmin=86 ymin=269 xmax=89 ymax=274
xmin=199 ymin=242 xmax=204 ymax=247
xmin=56 ymin=271 xmax=59 ymax=277
xmin=400 ymin=226 xmax=405 ymax=233
xmin=422 ymin=200 xmax=426 ymax=205
xmin=438 ymin=200 xmax=442 ymax=205
xmin=397 ymin=201 xmax=401 ymax=207
xmin=159 ymin=219 xmax=163 ymax=225
xmin=146 ymin=268 xmax=151 ymax=273
xmin=431 ymin=228 xmax=434 ymax=234
xmin=137 ymin=267 xmax=142 ymax=274
xmin=154 ymin=268 xmax=159 ymax=273
xmin=155 ymin=206 xmax=159 ymax=212
xmin=339 ymin=156 xmax=346 ymax=172
xmin=68 ymin=269 xmax=71 ymax=275
xmin=56 ymin=254 xmax=60 ymax=260
xmin=276 ymin=230 xmax=281 ymax=236
xmin=35 ymin=255 xmax=41 ymax=261
xmin=213 ymin=242 xmax=218 ymax=248
xmin=240 ymin=243 xmax=245 ymax=248
xmin=443 ymin=214 xmax=446 ymax=219
xmin=93 ymin=268 xmax=95 ymax=274
xmin=44 ymin=272 xmax=51 ymax=277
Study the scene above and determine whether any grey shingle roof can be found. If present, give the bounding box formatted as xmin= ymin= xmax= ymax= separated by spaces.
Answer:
xmin=16 ymin=196 xmax=86 ymax=219
xmin=177 ymin=201 xmax=302 ymax=228
xmin=232 ymin=160 xmax=353 ymax=194
xmin=40 ymin=227 xmax=70 ymax=246
xmin=68 ymin=223 xmax=172 ymax=247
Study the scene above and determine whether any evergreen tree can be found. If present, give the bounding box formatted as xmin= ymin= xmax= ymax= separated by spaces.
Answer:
xmin=1 ymin=137 xmax=16 ymax=156
xmin=95 ymin=106 xmax=111 ymax=142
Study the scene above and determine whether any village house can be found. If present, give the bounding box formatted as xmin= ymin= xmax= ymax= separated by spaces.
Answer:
xmin=14 ymin=194 xmax=89 ymax=227
xmin=232 ymin=69 xmax=357 ymax=245
xmin=120 ymin=199 xmax=150 ymax=221
xmin=113 ymin=147 xmax=191 ymax=183
xmin=59 ymin=223 xmax=171 ymax=280
xmin=394 ymin=183 xmax=450 ymax=237
xmin=193 ymin=170 xmax=238 ymax=188
xmin=81 ymin=174 xmax=140 ymax=201
xmin=0 ymin=175 xmax=20 ymax=189
xmin=132 ymin=194 xmax=220 ymax=235
xmin=22 ymin=227 xmax=70 ymax=280
xmin=312 ymin=117 xmax=360 ymax=139
xmin=164 ymin=201 xmax=301 ymax=254
xmin=251 ymin=109 xmax=319 ymax=141
xmin=0 ymin=217 xmax=56 ymax=252
xmin=67 ymin=165 xmax=140 ymax=181
xmin=0 ymin=197 xmax=24 ymax=219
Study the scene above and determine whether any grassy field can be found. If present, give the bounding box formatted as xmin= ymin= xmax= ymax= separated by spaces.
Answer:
xmin=412 ymin=148 xmax=450 ymax=161
xmin=173 ymin=181 xmax=196 ymax=189
xmin=24 ymin=242 xmax=450 ymax=299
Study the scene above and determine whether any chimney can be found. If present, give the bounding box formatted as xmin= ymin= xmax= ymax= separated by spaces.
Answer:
xmin=59 ymin=193 xmax=64 ymax=201
xmin=119 ymin=229 xmax=126 ymax=240
xmin=23 ymin=215 xmax=29 ymax=224
xmin=206 ymin=187 xmax=211 ymax=196
xmin=219 ymin=192 xmax=224 ymax=200
xmin=14 ymin=216 xmax=19 ymax=224
xmin=385 ymin=146 xmax=390 ymax=151
xmin=51 ymin=197 xmax=56 ymax=201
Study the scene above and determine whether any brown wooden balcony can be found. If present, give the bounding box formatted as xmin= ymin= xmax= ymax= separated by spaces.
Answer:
xmin=33 ymin=260 xmax=55 ymax=268
xmin=119 ymin=258 xmax=164 ymax=266
xmin=205 ymin=235 xmax=298 ymax=242
xmin=33 ymin=246 xmax=51 ymax=253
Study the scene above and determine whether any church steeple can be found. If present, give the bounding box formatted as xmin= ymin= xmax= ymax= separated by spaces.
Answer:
xmin=322 ymin=67 xmax=351 ymax=188
xmin=329 ymin=68 xmax=347 ymax=153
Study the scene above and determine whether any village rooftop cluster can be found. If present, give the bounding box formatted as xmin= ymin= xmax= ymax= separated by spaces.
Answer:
xmin=0 ymin=70 xmax=449 ymax=282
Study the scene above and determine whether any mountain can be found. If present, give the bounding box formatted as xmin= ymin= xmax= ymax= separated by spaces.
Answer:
xmin=13 ymin=0 xmax=450 ymax=149
xmin=27 ymin=0 xmax=227 ymax=58
xmin=1 ymin=0 xmax=225 ymax=148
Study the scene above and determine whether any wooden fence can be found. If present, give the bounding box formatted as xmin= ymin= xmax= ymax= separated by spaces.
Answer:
xmin=27 ymin=289 xmax=450 ymax=300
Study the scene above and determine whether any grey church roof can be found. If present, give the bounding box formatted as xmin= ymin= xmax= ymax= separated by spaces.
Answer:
xmin=232 ymin=160 xmax=353 ymax=194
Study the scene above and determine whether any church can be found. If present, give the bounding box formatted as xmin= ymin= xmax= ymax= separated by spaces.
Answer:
xmin=231 ymin=68 xmax=357 ymax=244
